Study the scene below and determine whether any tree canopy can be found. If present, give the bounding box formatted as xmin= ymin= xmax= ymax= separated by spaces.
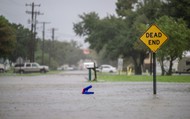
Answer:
xmin=156 ymin=16 xmax=190 ymax=75
xmin=0 ymin=16 xmax=16 ymax=58
xmin=161 ymin=0 xmax=190 ymax=27
xmin=9 ymin=23 xmax=31 ymax=62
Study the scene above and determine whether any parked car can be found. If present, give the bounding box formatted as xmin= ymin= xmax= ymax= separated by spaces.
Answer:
xmin=96 ymin=64 xmax=117 ymax=73
xmin=0 ymin=64 xmax=10 ymax=73
xmin=14 ymin=62 xmax=49 ymax=73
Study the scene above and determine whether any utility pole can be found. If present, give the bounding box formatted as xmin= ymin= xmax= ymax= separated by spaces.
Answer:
xmin=34 ymin=11 xmax=43 ymax=42
xmin=39 ymin=22 xmax=50 ymax=65
xmin=26 ymin=2 xmax=41 ymax=62
xmin=49 ymin=28 xmax=57 ymax=68
xmin=51 ymin=28 xmax=58 ymax=58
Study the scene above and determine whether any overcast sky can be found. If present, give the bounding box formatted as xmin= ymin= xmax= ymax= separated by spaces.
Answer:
xmin=0 ymin=0 xmax=117 ymax=48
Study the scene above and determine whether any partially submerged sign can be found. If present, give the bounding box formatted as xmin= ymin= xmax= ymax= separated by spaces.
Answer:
xmin=139 ymin=24 xmax=168 ymax=94
xmin=140 ymin=24 xmax=168 ymax=52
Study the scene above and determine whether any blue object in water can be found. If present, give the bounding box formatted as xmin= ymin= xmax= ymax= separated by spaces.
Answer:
xmin=82 ymin=85 xmax=94 ymax=94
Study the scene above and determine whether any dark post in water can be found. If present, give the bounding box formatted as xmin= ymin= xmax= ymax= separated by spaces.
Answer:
xmin=153 ymin=52 xmax=157 ymax=94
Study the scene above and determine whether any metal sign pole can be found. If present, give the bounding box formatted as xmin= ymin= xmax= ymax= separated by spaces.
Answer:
xmin=153 ymin=52 xmax=157 ymax=94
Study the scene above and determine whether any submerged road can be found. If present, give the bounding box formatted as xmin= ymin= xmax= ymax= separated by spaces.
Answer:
xmin=0 ymin=71 xmax=190 ymax=119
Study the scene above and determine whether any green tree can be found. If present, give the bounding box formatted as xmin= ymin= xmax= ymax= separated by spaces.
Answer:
xmin=156 ymin=16 xmax=190 ymax=75
xmin=137 ymin=0 xmax=162 ymax=23
xmin=107 ymin=0 xmax=162 ymax=74
xmin=10 ymin=24 xmax=31 ymax=62
xmin=74 ymin=12 xmax=148 ymax=74
xmin=73 ymin=13 xmax=119 ymax=59
xmin=116 ymin=0 xmax=137 ymax=19
xmin=161 ymin=0 xmax=190 ymax=28
xmin=0 ymin=16 xmax=16 ymax=58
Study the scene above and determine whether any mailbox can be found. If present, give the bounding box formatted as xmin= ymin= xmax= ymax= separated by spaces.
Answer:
xmin=84 ymin=62 xmax=95 ymax=69
xmin=83 ymin=62 xmax=97 ymax=81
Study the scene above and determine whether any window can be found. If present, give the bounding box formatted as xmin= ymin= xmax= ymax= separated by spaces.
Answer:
xmin=32 ymin=63 xmax=38 ymax=67
xmin=26 ymin=64 xmax=31 ymax=67
xmin=15 ymin=64 xmax=24 ymax=67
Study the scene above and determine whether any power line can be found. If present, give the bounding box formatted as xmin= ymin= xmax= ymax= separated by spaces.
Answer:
xmin=25 ymin=2 xmax=41 ymax=62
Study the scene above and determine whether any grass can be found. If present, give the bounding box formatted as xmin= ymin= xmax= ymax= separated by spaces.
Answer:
xmin=97 ymin=73 xmax=190 ymax=83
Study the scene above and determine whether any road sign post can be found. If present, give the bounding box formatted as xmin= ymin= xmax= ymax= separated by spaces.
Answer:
xmin=153 ymin=52 xmax=156 ymax=94
xmin=140 ymin=24 xmax=168 ymax=95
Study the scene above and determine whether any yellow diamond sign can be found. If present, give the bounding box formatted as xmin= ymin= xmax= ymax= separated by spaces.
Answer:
xmin=140 ymin=24 xmax=168 ymax=53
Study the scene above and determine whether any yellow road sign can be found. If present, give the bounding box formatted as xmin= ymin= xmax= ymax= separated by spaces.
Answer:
xmin=140 ymin=24 xmax=168 ymax=53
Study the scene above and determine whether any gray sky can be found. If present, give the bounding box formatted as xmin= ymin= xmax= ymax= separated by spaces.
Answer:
xmin=0 ymin=0 xmax=117 ymax=48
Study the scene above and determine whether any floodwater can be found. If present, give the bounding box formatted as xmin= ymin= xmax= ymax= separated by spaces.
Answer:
xmin=0 ymin=71 xmax=190 ymax=119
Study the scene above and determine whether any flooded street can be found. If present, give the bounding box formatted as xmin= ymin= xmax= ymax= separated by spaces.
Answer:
xmin=0 ymin=71 xmax=190 ymax=119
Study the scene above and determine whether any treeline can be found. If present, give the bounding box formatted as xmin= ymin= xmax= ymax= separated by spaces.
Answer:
xmin=0 ymin=16 xmax=90 ymax=69
xmin=73 ymin=0 xmax=190 ymax=75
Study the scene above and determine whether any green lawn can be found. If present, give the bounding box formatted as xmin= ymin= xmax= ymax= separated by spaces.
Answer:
xmin=97 ymin=74 xmax=190 ymax=83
